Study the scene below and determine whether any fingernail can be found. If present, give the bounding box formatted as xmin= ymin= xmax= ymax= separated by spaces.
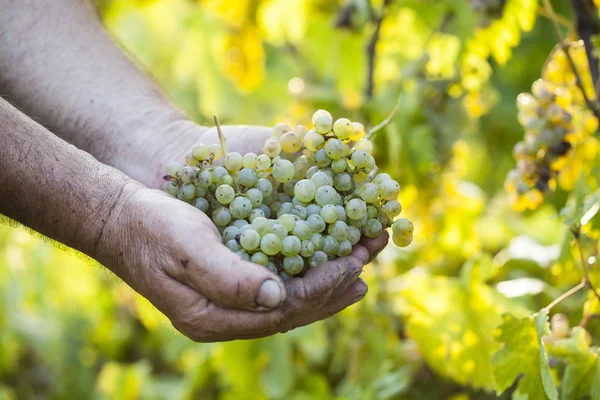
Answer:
xmin=256 ymin=279 xmax=284 ymax=309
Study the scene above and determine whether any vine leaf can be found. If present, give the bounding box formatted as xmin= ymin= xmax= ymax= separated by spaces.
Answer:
xmin=491 ymin=310 xmax=558 ymax=400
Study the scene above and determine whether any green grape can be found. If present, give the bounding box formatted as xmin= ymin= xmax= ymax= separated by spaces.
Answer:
xmin=197 ymin=170 xmax=212 ymax=187
xmin=294 ymin=179 xmax=317 ymax=202
xmin=269 ymin=201 xmax=282 ymax=216
xmin=229 ymin=196 xmax=253 ymax=219
xmin=291 ymin=205 xmax=307 ymax=220
xmin=333 ymin=173 xmax=353 ymax=192
xmin=293 ymin=220 xmax=313 ymax=240
xmin=312 ymin=109 xmax=332 ymax=124
xmin=293 ymin=157 xmax=310 ymax=180
xmin=379 ymin=180 xmax=400 ymax=201
xmin=272 ymin=122 xmax=291 ymax=138
xmin=192 ymin=144 xmax=210 ymax=161
xmin=309 ymin=251 xmax=328 ymax=268
xmin=283 ymin=255 xmax=304 ymax=275
xmin=233 ymin=219 xmax=249 ymax=228
xmin=252 ymin=217 xmax=272 ymax=236
xmin=281 ymin=235 xmax=302 ymax=256
xmin=354 ymin=138 xmax=373 ymax=155
xmin=256 ymin=154 xmax=272 ymax=170
xmin=194 ymin=197 xmax=209 ymax=212
xmin=246 ymin=188 xmax=263 ymax=207
xmin=314 ymin=114 xmax=333 ymax=134
xmin=223 ymin=226 xmax=241 ymax=242
xmin=293 ymin=125 xmax=308 ymax=139
xmin=307 ymin=214 xmax=326 ymax=233
xmin=256 ymin=178 xmax=273 ymax=198
xmin=250 ymin=252 xmax=269 ymax=266
xmin=226 ymin=239 xmax=241 ymax=252
xmin=350 ymin=122 xmax=365 ymax=141
xmin=328 ymin=220 xmax=349 ymax=242
xmin=249 ymin=209 xmax=265 ymax=223
xmin=550 ymin=314 xmax=570 ymax=339
xmin=195 ymin=184 xmax=207 ymax=198
xmin=372 ymin=173 xmax=391 ymax=186
xmin=236 ymin=250 xmax=250 ymax=261
xmin=363 ymin=219 xmax=383 ymax=238
xmin=310 ymin=233 xmax=324 ymax=250
xmin=366 ymin=205 xmax=378 ymax=218
xmin=272 ymin=224 xmax=288 ymax=240
xmin=272 ymin=159 xmax=295 ymax=183
xmin=314 ymin=148 xmax=332 ymax=167
xmin=392 ymin=218 xmax=413 ymax=238
xmin=213 ymin=207 xmax=232 ymax=227
xmin=166 ymin=162 xmax=184 ymax=177
xmin=280 ymin=132 xmax=302 ymax=153
xmin=304 ymin=130 xmax=325 ymax=151
xmin=180 ymin=166 xmax=197 ymax=184
xmin=209 ymin=196 xmax=221 ymax=209
xmin=348 ymin=226 xmax=361 ymax=245
xmin=278 ymin=214 xmax=296 ymax=232
xmin=337 ymin=239 xmax=352 ymax=257
xmin=300 ymin=240 xmax=315 ymax=257
xmin=260 ymin=233 xmax=282 ymax=256
xmin=325 ymin=139 xmax=345 ymax=160
xmin=267 ymin=262 xmax=278 ymax=274
xmin=259 ymin=204 xmax=271 ymax=218
xmin=277 ymin=202 xmax=294 ymax=218
xmin=336 ymin=205 xmax=346 ymax=221
xmin=263 ymin=138 xmax=282 ymax=158
xmin=240 ymin=229 xmax=260 ymax=251
xmin=333 ymin=118 xmax=354 ymax=141
xmin=311 ymin=171 xmax=333 ymax=188
xmin=346 ymin=198 xmax=367 ymax=220
xmin=222 ymin=175 xmax=234 ymax=186
xmin=208 ymin=143 xmax=223 ymax=160
xmin=283 ymin=180 xmax=297 ymax=197
xmin=320 ymin=204 xmax=339 ymax=224
xmin=351 ymin=150 xmax=370 ymax=169
xmin=216 ymin=184 xmax=235 ymax=204
xmin=163 ymin=181 xmax=179 ymax=196
xmin=240 ymin=152 xmax=256 ymax=169
xmin=238 ymin=168 xmax=258 ymax=187
xmin=358 ymin=183 xmax=379 ymax=203
xmin=185 ymin=152 xmax=197 ymax=166
xmin=315 ymin=185 xmax=338 ymax=207
xmin=382 ymin=200 xmax=402 ymax=217
xmin=331 ymin=158 xmax=348 ymax=174
xmin=179 ymin=183 xmax=196 ymax=200
xmin=322 ymin=236 xmax=340 ymax=257
xmin=224 ymin=152 xmax=243 ymax=172
xmin=393 ymin=233 xmax=413 ymax=247
xmin=306 ymin=204 xmax=322 ymax=216
xmin=363 ymin=156 xmax=376 ymax=172
xmin=212 ymin=166 xmax=229 ymax=183
xmin=292 ymin=197 xmax=310 ymax=208
xmin=306 ymin=165 xmax=320 ymax=179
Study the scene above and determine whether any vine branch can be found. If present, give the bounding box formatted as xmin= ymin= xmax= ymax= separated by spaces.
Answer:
xmin=572 ymin=226 xmax=600 ymax=303
xmin=570 ymin=0 xmax=600 ymax=93
xmin=365 ymin=0 xmax=392 ymax=100
xmin=544 ymin=281 xmax=586 ymax=311
xmin=537 ymin=6 xmax=573 ymax=29
xmin=542 ymin=0 xmax=600 ymax=120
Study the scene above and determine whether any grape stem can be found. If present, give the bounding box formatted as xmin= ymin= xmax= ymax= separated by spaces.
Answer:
xmin=544 ymin=281 xmax=585 ymax=311
xmin=536 ymin=6 xmax=573 ymax=30
xmin=541 ymin=0 xmax=600 ymax=121
xmin=213 ymin=115 xmax=229 ymax=156
xmin=572 ymin=226 xmax=600 ymax=304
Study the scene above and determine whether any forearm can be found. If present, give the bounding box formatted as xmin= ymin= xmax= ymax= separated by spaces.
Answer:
xmin=0 ymin=97 xmax=136 ymax=260
xmin=0 ymin=0 xmax=195 ymax=185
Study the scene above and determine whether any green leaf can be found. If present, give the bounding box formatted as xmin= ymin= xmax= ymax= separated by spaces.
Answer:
xmin=399 ymin=273 xmax=529 ymax=390
xmin=261 ymin=334 xmax=294 ymax=399
xmin=460 ymin=252 xmax=495 ymax=285
xmin=491 ymin=310 xmax=558 ymax=400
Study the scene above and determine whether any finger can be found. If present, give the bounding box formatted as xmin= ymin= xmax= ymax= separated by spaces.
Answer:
xmin=164 ymin=231 xmax=286 ymax=311
xmin=285 ymin=256 xmax=349 ymax=305
xmin=360 ymin=229 xmax=389 ymax=263
xmin=335 ymin=245 xmax=369 ymax=292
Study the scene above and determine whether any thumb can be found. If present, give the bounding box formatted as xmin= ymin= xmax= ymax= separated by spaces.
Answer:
xmin=170 ymin=239 xmax=287 ymax=311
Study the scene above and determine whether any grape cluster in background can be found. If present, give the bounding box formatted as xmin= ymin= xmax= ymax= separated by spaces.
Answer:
xmin=505 ymin=41 xmax=599 ymax=211
xmin=162 ymin=110 xmax=413 ymax=278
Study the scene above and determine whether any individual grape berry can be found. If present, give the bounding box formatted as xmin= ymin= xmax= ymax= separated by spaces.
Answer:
xmin=348 ymin=226 xmax=361 ymax=245
xmin=249 ymin=209 xmax=265 ymax=223
xmin=325 ymin=139 xmax=345 ymax=160
xmin=194 ymin=197 xmax=209 ymax=212
xmin=256 ymin=154 xmax=272 ymax=170
xmin=179 ymin=166 xmax=197 ymax=184
xmin=223 ymin=226 xmax=241 ymax=242
xmin=263 ymin=138 xmax=282 ymax=158
xmin=208 ymin=143 xmax=223 ymax=160
xmin=350 ymin=122 xmax=365 ymax=141
xmin=335 ymin=204 xmax=346 ymax=221
xmin=306 ymin=204 xmax=322 ymax=216
xmin=328 ymin=220 xmax=349 ymax=242
xmin=241 ymin=152 xmax=257 ymax=169
xmin=551 ymin=314 xmax=570 ymax=339
xmin=379 ymin=180 xmax=401 ymax=201
xmin=382 ymin=200 xmax=402 ymax=217
xmin=192 ymin=144 xmax=210 ymax=161
xmin=331 ymin=158 xmax=348 ymax=174
xmin=310 ymin=233 xmax=324 ymax=250
xmin=256 ymin=178 xmax=273 ymax=198
xmin=272 ymin=122 xmax=291 ymax=138
xmin=351 ymin=150 xmax=370 ymax=169
xmin=277 ymin=202 xmax=294 ymax=218
xmin=233 ymin=219 xmax=249 ymax=228
xmin=293 ymin=220 xmax=313 ymax=241
xmin=272 ymin=224 xmax=288 ymax=240
xmin=163 ymin=181 xmax=179 ymax=196
xmin=307 ymin=214 xmax=326 ymax=233
xmin=320 ymin=204 xmax=339 ymax=224
xmin=226 ymin=239 xmax=241 ymax=252
xmin=337 ymin=239 xmax=352 ymax=257
xmin=358 ymin=183 xmax=379 ymax=204
xmin=230 ymin=196 xmax=253 ymax=219
xmin=251 ymin=252 xmax=269 ymax=266
xmin=224 ymin=152 xmax=243 ymax=172
xmin=306 ymin=165 xmax=320 ymax=179
xmin=366 ymin=205 xmax=378 ymax=219
xmin=294 ymin=179 xmax=317 ymax=202
xmin=283 ymin=255 xmax=304 ymax=275
xmin=260 ymin=233 xmax=282 ymax=256
xmin=346 ymin=198 xmax=367 ymax=220
xmin=309 ymin=251 xmax=328 ymax=268
xmin=291 ymin=205 xmax=307 ymax=220
xmin=166 ymin=162 xmax=185 ymax=178
xmin=315 ymin=185 xmax=338 ymax=206
xmin=393 ymin=234 xmax=413 ymax=247
xmin=372 ymin=173 xmax=391 ymax=186
xmin=252 ymin=217 xmax=272 ymax=236
xmin=211 ymin=166 xmax=229 ymax=184
xmin=236 ymin=250 xmax=250 ymax=261
xmin=237 ymin=168 xmax=258 ymax=187
xmin=213 ymin=207 xmax=232 ymax=227
xmin=314 ymin=114 xmax=333 ymax=134
xmin=322 ymin=236 xmax=340 ymax=257
xmin=332 ymin=118 xmax=354 ymax=141
xmin=272 ymin=159 xmax=295 ymax=183
xmin=333 ymin=173 xmax=353 ymax=192
xmin=354 ymin=138 xmax=373 ymax=154
xmin=185 ymin=152 xmax=197 ymax=166
xmin=300 ymin=240 xmax=315 ymax=257
xmin=311 ymin=171 xmax=333 ymax=188
xmin=216 ymin=184 xmax=235 ymax=204
xmin=304 ymin=130 xmax=325 ymax=151
xmin=392 ymin=218 xmax=413 ymax=238
xmin=246 ymin=188 xmax=263 ymax=208
xmin=179 ymin=183 xmax=196 ymax=200
xmin=363 ymin=219 xmax=383 ymax=238
xmin=281 ymin=235 xmax=302 ymax=256
xmin=240 ymin=229 xmax=261 ymax=251
xmin=280 ymin=132 xmax=303 ymax=153
xmin=278 ymin=214 xmax=296 ymax=232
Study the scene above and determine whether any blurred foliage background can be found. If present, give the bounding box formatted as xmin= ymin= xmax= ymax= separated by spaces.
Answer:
xmin=2 ymin=0 xmax=598 ymax=399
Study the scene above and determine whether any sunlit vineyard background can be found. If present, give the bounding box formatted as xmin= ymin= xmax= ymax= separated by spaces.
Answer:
xmin=2 ymin=0 xmax=600 ymax=399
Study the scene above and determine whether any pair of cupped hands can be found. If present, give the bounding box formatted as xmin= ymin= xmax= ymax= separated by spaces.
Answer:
xmin=97 ymin=122 xmax=388 ymax=342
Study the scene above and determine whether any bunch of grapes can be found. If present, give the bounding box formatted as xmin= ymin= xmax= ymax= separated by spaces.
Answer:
xmin=162 ymin=110 xmax=413 ymax=278
xmin=468 ymin=0 xmax=506 ymax=27
xmin=505 ymin=41 xmax=599 ymax=211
